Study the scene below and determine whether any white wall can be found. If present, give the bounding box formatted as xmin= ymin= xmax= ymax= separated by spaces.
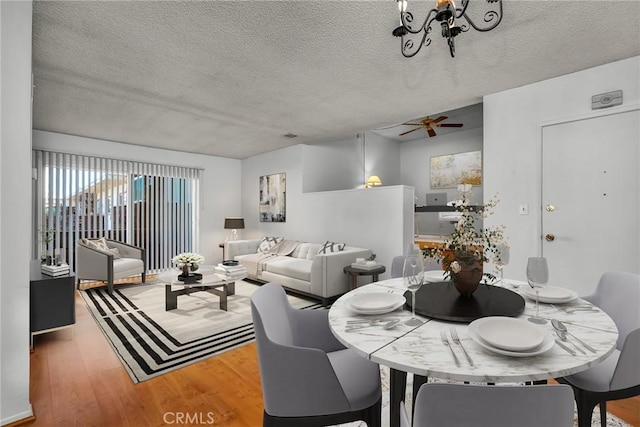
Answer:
xmin=302 ymin=136 xmax=362 ymax=192
xmin=400 ymin=126 xmax=484 ymax=236
xmin=241 ymin=145 xmax=413 ymax=276
xmin=484 ymin=56 xmax=640 ymax=288
xmin=364 ymin=131 xmax=401 ymax=187
xmin=32 ymin=131 xmax=242 ymax=266
xmin=1 ymin=1 xmax=34 ymax=424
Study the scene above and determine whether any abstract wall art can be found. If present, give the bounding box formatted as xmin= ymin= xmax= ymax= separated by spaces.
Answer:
xmin=259 ymin=173 xmax=286 ymax=222
xmin=430 ymin=151 xmax=482 ymax=189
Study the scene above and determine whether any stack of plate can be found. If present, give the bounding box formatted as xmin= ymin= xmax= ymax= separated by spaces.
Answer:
xmin=344 ymin=292 xmax=406 ymax=315
xmin=521 ymin=286 xmax=578 ymax=304
xmin=468 ymin=317 xmax=554 ymax=357
xmin=424 ymin=270 xmax=448 ymax=283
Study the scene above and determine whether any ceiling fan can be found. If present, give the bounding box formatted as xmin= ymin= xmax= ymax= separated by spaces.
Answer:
xmin=399 ymin=116 xmax=463 ymax=138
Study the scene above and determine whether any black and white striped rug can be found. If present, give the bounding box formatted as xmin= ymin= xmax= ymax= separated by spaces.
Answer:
xmin=80 ymin=279 xmax=321 ymax=383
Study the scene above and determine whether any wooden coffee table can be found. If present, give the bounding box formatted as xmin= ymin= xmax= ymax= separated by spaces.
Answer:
xmin=157 ymin=267 xmax=244 ymax=311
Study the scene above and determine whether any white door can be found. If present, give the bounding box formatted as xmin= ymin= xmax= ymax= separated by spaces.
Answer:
xmin=541 ymin=108 xmax=639 ymax=296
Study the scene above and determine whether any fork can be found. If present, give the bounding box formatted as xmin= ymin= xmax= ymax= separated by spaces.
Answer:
xmin=440 ymin=330 xmax=461 ymax=367
xmin=450 ymin=327 xmax=474 ymax=366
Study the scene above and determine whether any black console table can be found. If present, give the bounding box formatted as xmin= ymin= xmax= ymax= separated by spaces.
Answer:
xmin=30 ymin=260 xmax=76 ymax=348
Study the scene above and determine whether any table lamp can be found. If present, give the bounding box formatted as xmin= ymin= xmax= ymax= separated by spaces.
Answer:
xmin=365 ymin=175 xmax=382 ymax=188
xmin=224 ymin=217 xmax=245 ymax=241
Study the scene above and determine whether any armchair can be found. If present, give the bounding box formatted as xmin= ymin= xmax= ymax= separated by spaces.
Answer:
xmin=76 ymin=238 xmax=146 ymax=294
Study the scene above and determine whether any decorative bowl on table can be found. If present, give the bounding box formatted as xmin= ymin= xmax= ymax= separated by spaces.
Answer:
xmin=222 ymin=260 xmax=239 ymax=266
xmin=178 ymin=272 xmax=203 ymax=284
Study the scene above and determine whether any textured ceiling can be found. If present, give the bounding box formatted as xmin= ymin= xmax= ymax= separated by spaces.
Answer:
xmin=32 ymin=1 xmax=640 ymax=159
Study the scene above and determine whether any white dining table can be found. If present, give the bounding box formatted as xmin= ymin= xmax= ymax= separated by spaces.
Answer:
xmin=328 ymin=278 xmax=619 ymax=427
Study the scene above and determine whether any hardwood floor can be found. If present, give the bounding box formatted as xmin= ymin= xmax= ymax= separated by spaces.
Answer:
xmin=26 ymin=290 xmax=639 ymax=426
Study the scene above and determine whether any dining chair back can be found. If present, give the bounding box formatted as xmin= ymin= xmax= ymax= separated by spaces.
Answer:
xmin=401 ymin=383 xmax=574 ymax=427
xmin=557 ymin=271 xmax=640 ymax=427
xmin=251 ymin=282 xmax=382 ymax=427
xmin=391 ymin=255 xmax=405 ymax=278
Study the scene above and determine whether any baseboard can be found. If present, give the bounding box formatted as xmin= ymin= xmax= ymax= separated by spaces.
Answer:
xmin=1 ymin=404 xmax=34 ymax=426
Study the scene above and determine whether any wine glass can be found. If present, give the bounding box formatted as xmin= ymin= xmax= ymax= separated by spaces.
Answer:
xmin=496 ymin=244 xmax=510 ymax=286
xmin=526 ymin=257 xmax=549 ymax=324
xmin=403 ymin=246 xmax=425 ymax=326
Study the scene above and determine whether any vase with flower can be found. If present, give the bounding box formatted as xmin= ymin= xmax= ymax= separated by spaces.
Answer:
xmin=424 ymin=184 xmax=508 ymax=297
xmin=173 ymin=252 xmax=205 ymax=283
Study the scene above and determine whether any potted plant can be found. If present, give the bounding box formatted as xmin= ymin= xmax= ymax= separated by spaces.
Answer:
xmin=39 ymin=228 xmax=55 ymax=265
xmin=172 ymin=252 xmax=205 ymax=283
xmin=423 ymin=184 xmax=508 ymax=296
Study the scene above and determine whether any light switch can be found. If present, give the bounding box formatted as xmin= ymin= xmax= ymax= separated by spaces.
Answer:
xmin=519 ymin=204 xmax=529 ymax=215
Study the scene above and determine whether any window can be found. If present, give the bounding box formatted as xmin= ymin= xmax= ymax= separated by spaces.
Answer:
xmin=33 ymin=150 xmax=201 ymax=272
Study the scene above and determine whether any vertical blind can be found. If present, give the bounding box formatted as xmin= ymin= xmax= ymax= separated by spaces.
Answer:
xmin=33 ymin=150 xmax=201 ymax=273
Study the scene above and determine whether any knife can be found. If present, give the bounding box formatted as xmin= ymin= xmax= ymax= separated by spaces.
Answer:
xmin=554 ymin=339 xmax=576 ymax=356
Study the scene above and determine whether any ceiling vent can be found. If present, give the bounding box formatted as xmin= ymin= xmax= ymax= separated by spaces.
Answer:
xmin=283 ymin=133 xmax=298 ymax=139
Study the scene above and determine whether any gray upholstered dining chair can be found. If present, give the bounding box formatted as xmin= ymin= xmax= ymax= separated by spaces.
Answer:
xmin=556 ymin=271 xmax=640 ymax=427
xmin=400 ymin=383 xmax=574 ymax=427
xmin=251 ymin=282 xmax=382 ymax=427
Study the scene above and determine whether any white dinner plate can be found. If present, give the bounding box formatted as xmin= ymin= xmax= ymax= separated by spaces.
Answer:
xmin=472 ymin=317 xmax=544 ymax=351
xmin=468 ymin=320 xmax=554 ymax=357
xmin=423 ymin=270 xmax=448 ymax=283
xmin=521 ymin=286 xmax=578 ymax=304
xmin=346 ymin=292 xmax=403 ymax=311
xmin=344 ymin=295 xmax=406 ymax=315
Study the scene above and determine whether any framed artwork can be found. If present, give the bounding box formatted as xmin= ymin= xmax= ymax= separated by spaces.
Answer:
xmin=430 ymin=151 xmax=482 ymax=189
xmin=259 ymin=173 xmax=286 ymax=222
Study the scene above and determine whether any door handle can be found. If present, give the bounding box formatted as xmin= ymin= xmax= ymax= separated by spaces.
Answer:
xmin=545 ymin=233 xmax=555 ymax=242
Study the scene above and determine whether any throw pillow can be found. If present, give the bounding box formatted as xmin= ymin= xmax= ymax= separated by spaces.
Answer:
xmin=85 ymin=237 xmax=110 ymax=252
xmin=319 ymin=241 xmax=346 ymax=254
xmin=305 ymin=243 xmax=322 ymax=260
xmin=294 ymin=242 xmax=309 ymax=259
xmin=108 ymin=247 xmax=122 ymax=259
xmin=258 ymin=236 xmax=284 ymax=253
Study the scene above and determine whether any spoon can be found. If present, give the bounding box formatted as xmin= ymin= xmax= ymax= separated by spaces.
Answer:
xmin=382 ymin=319 xmax=400 ymax=329
xmin=345 ymin=319 xmax=400 ymax=331
xmin=551 ymin=319 xmax=596 ymax=353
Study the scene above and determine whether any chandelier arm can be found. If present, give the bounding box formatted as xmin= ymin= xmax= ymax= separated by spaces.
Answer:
xmin=400 ymin=9 xmax=438 ymax=34
xmin=461 ymin=0 xmax=503 ymax=32
xmin=454 ymin=0 xmax=470 ymax=19
xmin=401 ymin=29 xmax=432 ymax=58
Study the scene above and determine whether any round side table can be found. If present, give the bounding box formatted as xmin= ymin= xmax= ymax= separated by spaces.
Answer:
xmin=343 ymin=265 xmax=386 ymax=290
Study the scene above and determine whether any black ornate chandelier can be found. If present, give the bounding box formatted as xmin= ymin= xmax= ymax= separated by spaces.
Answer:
xmin=392 ymin=0 xmax=503 ymax=58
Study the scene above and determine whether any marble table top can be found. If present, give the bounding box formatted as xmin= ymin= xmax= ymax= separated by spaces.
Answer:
xmin=328 ymin=278 xmax=618 ymax=383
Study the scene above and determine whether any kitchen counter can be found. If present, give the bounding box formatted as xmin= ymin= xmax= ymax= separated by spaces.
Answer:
xmin=414 ymin=234 xmax=449 ymax=250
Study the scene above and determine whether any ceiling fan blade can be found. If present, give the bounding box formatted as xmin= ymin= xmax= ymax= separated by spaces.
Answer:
xmin=431 ymin=116 xmax=448 ymax=124
xmin=427 ymin=127 xmax=437 ymax=137
xmin=401 ymin=122 xmax=424 ymax=126
xmin=437 ymin=123 xmax=464 ymax=128
xmin=399 ymin=127 xmax=422 ymax=136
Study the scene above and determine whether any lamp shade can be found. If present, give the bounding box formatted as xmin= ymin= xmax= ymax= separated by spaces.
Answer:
xmin=366 ymin=175 xmax=382 ymax=188
xmin=224 ymin=217 xmax=245 ymax=229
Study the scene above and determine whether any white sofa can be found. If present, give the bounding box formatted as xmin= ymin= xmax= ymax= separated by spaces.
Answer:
xmin=226 ymin=238 xmax=372 ymax=305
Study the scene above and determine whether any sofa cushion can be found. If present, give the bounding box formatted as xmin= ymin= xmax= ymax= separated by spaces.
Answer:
xmin=107 ymin=247 xmax=122 ymax=259
xmin=85 ymin=237 xmax=110 ymax=252
xmin=265 ymin=257 xmax=312 ymax=282
xmin=319 ymin=241 xmax=346 ymax=254
xmin=305 ymin=243 xmax=322 ymax=260
xmin=258 ymin=236 xmax=284 ymax=253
